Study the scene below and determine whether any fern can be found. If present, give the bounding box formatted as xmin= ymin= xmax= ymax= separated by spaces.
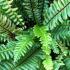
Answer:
xmin=0 ymin=33 xmax=9 ymax=43
xmin=14 ymin=34 xmax=34 ymax=62
xmin=33 ymin=25 xmax=54 ymax=70
xmin=0 ymin=49 xmax=45 ymax=70
xmin=0 ymin=41 xmax=15 ymax=61
xmin=43 ymin=56 xmax=53 ymax=70
xmin=0 ymin=0 xmax=70 ymax=70
xmin=12 ymin=0 xmax=49 ymax=24
xmin=0 ymin=14 xmax=15 ymax=34
xmin=51 ymin=20 xmax=70 ymax=41
xmin=44 ymin=0 xmax=70 ymax=30
xmin=0 ymin=0 xmax=24 ymax=25
xmin=33 ymin=25 xmax=51 ymax=54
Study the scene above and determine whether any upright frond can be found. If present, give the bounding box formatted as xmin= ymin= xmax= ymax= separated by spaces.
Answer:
xmin=33 ymin=25 xmax=53 ymax=70
xmin=22 ymin=0 xmax=41 ymax=24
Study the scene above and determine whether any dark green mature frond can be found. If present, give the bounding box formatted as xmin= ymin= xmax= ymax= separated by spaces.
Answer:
xmin=0 ymin=50 xmax=45 ymax=70
xmin=40 ymin=0 xmax=49 ymax=13
xmin=63 ymin=58 xmax=70 ymax=70
xmin=0 ymin=60 xmax=15 ymax=70
xmin=14 ymin=50 xmax=44 ymax=70
xmin=51 ymin=20 xmax=70 ymax=41
xmin=0 ymin=14 xmax=15 ymax=34
xmin=38 ymin=0 xmax=49 ymax=22
xmin=0 ymin=41 xmax=15 ymax=61
xmin=44 ymin=0 xmax=70 ymax=30
xmin=0 ymin=0 xmax=24 ymax=25
xmin=12 ymin=0 xmax=49 ymax=24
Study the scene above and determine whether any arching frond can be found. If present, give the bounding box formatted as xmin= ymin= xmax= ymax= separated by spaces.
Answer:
xmin=12 ymin=0 xmax=49 ymax=24
xmin=0 ymin=41 xmax=15 ymax=61
xmin=51 ymin=20 xmax=70 ymax=41
xmin=14 ymin=34 xmax=34 ymax=62
xmin=0 ymin=0 xmax=24 ymax=25
xmin=0 ymin=50 xmax=45 ymax=70
xmin=0 ymin=14 xmax=15 ymax=34
xmin=44 ymin=0 xmax=70 ymax=30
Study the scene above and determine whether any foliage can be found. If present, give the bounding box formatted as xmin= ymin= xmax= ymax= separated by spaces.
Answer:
xmin=0 ymin=0 xmax=70 ymax=70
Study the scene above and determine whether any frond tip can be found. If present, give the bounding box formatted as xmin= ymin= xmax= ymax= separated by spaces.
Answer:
xmin=43 ymin=55 xmax=53 ymax=70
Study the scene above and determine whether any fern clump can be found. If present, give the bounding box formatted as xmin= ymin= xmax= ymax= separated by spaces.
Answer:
xmin=0 ymin=0 xmax=70 ymax=70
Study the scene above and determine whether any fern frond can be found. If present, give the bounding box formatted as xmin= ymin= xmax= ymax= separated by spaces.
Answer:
xmin=14 ymin=50 xmax=44 ymax=70
xmin=0 ymin=41 xmax=15 ymax=61
xmin=0 ymin=50 xmax=45 ymax=70
xmin=43 ymin=55 xmax=53 ymax=70
xmin=0 ymin=14 xmax=15 ymax=34
xmin=0 ymin=60 xmax=15 ymax=70
xmin=22 ymin=0 xmax=42 ymax=24
xmin=50 ymin=39 xmax=59 ymax=54
xmin=0 ymin=33 xmax=9 ymax=43
xmin=12 ymin=0 xmax=49 ymax=24
xmin=14 ymin=34 xmax=33 ymax=62
xmin=44 ymin=0 xmax=70 ymax=30
xmin=53 ymin=59 xmax=64 ymax=70
xmin=63 ymin=58 xmax=70 ymax=70
xmin=58 ymin=42 xmax=68 ymax=56
xmin=33 ymin=25 xmax=51 ymax=55
xmin=51 ymin=20 xmax=70 ymax=41
xmin=0 ymin=0 xmax=24 ymax=25
xmin=33 ymin=25 xmax=53 ymax=70
xmin=0 ymin=0 xmax=70 ymax=70
xmin=38 ymin=0 xmax=49 ymax=23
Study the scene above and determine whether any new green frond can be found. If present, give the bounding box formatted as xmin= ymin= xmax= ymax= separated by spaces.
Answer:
xmin=33 ymin=25 xmax=53 ymax=70
xmin=33 ymin=25 xmax=51 ymax=55
xmin=43 ymin=55 xmax=53 ymax=70
xmin=14 ymin=34 xmax=33 ymax=62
